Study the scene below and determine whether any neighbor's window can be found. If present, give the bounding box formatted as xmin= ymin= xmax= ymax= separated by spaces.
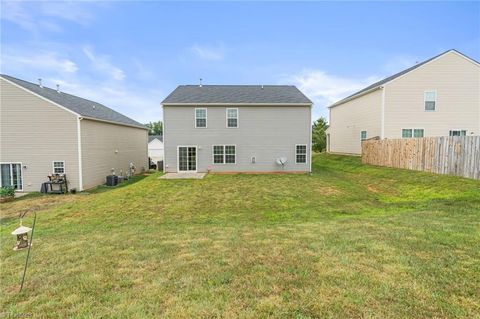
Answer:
xmin=213 ymin=145 xmax=236 ymax=164
xmin=402 ymin=129 xmax=424 ymax=138
xmin=53 ymin=161 xmax=65 ymax=174
xmin=449 ymin=130 xmax=467 ymax=136
xmin=226 ymin=108 xmax=238 ymax=128
xmin=402 ymin=129 xmax=413 ymax=138
xmin=213 ymin=145 xmax=224 ymax=164
xmin=413 ymin=129 xmax=424 ymax=138
xmin=195 ymin=108 xmax=207 ymax=128
xmin=424 ymin=91 xmax=436 ymax=111
xmin=0 ymin=163 xmax=22 ymax=190
xmin=360 ymin=131 xmax=367 ymax=141
xmin=296 ymin=145 xmax=307 ymax=164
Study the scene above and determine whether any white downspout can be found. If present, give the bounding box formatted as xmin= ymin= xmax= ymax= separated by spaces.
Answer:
xmin=309 ymin=104 xmax=313 ymax=173
xmin=77 ymin=117 xmax=83 ymax=191
xmin=381 ymin=86 xmax=386 ymax=139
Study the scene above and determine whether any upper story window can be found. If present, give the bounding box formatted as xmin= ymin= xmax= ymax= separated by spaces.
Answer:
xmin=53 ymin=161 xmax=65 ymax=174
xmin=360 ymin=131 xmax=367 ymax=141
xmin=195 ymin=108 xmax=207 ymax=128
xmin=226 ymin=108 xmax=238 ymax=128
xmin=424 ymin=91 xmax=436 ymax=111
xmin=449 ymin=130 xmax=467 ymax=136
xmin=295 ymin=145 xmax=307 ymax=164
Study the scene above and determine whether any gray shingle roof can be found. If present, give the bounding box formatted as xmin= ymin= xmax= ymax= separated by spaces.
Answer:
xmin=330 ymin=49 xmax=479 ymax=108
xmin=162 ymin=85 xmax=312 ymax=105
xmin=148 ymin=135 xmax=163 ymax=143
xmin=1 ymin=74 xmax=146 ymax=129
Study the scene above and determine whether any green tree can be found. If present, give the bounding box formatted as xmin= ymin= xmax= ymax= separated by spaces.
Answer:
xmin=145 ymin=121 xmax=163 ymax=135
xmin=312 ymin=117 xmax=329 ymax=152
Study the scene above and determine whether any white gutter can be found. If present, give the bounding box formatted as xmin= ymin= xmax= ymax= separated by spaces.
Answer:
xmin=80 ymin=116 xmax=148 ymax=130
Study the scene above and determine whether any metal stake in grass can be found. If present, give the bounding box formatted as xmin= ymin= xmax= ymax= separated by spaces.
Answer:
xmin=11 ymin=211 xmax=37 ymax=292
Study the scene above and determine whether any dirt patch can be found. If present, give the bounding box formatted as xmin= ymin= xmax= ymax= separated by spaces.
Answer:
xmin=316 ymin=187 xmax=341 ymax=196
xmin=0 ymin=194 xmax=79 ymax=222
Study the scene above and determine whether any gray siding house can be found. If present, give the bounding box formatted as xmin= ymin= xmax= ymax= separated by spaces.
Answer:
xmin=1 ymin=74 xmax=149 ymax=192
xmin=162 ymin=85 xmax=312 ymax=173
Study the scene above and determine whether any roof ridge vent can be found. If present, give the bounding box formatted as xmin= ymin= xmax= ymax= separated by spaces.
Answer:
xmin=38 ymin=78 xmax=43 ymax=88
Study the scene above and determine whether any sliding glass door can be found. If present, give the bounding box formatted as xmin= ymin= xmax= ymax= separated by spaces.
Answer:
xmin=1 ymin=163 xmax=23 ymax=190
xmin=178 ymin=147 xmax=197 ymax=172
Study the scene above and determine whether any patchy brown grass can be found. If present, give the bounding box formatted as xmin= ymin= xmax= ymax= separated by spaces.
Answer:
xmin=0 ymin=154 xmax=479 ymax=318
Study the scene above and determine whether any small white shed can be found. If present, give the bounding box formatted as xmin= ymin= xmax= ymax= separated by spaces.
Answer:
xmin=148 ymin=135 xmax=164 ymax=162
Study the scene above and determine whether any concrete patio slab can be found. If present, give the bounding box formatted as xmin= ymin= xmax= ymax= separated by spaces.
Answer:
xmin=160 ymin=172 xmax=206 ymax=180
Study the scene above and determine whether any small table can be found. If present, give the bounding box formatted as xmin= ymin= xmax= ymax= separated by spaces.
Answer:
xmin=42 ymin=174 xmax=68 ymax=194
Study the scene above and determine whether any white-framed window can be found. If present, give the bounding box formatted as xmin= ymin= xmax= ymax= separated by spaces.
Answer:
xmin=213 ymin=145 xmax=224 ymax=164
xmin=0 ymin=162 xmax=23 ymax=190
xmin=449 ymin=130 xmax=467 ymax=136
xmin=53 ymin=161 xmax=65 ymax=174
xmin=402 ymin=128 xmax=424 ymax=138
xmin=225 ymin=145 xmax=236 ymax=163
xmin=424 ymin=91 xmax=436 ymax=111
xmin=295 ymin=144 xmax=307 ymax=164
xmin=360 ymin=131 xmax=367 ymax=141
xmin=212 ymin=145 xmax=236 ymax=164
xmin=195 ymin=108 xmax=207 ymax=128
xmin=226 ymin=108 xmax=238 ymax=128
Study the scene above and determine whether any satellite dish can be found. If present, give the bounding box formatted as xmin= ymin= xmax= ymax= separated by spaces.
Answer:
xmin=276 ymin=157 xmax=288 ymax=166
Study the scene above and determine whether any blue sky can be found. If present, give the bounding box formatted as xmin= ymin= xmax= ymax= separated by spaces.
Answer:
xmin=1 ymin=1 xmax=479 ymax=123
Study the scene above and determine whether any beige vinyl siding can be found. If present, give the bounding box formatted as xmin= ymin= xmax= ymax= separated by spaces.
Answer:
xmin=0 ymin=78 xmax=80 ymax=192
xmin=328 ymin=89 xmax=382 ymax=154
xmin=164 ymin=105 xmax=311 ymax=172
xmin=80 ymin=119 xmax=148 ymax=189
xmin=384 ymin=52 xmax=480 ymax=138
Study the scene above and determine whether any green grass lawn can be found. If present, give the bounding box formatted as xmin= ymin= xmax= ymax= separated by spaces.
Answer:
xmin=1 ymin=154 xmax=479 ymax=318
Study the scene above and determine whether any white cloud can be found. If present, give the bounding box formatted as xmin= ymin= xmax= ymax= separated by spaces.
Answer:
xmin=83 ymin=46 xmax=125 ymax=80
xmin=40 ymin=2 xmax=94 ymax=25
xmin=285 ymin=70 xmax=381 ymax=121
xmin=0 ymin=1 xmax=97 ymax=33
xmin=1 ymin=51 xmax=78 ymax=73
xmin=382 ymin=54 xmax=419 ymax=74
xmin=47 ymin=78 xmax=164 ymax=123
xmin=190 ymin=44 xmax=225 ymax=61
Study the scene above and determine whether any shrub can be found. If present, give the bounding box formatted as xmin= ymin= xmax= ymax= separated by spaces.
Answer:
xmin=0 ymin=186 xmax=15 ymax=198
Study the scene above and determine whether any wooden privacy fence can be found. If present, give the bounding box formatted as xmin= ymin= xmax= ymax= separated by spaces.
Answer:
xmin=362 ymin=136 xmax=480 ymax=180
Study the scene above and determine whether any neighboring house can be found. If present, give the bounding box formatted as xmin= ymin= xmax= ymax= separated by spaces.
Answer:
xmin=148 ymin=135 xmax=164 ymax=162
xmin=161 ymin=85 xmax=312 ymax=173
xmin=0 ymin=74 xmax=149 ymax=192
xmin=327 ymin=49 xmax=480 ymax=155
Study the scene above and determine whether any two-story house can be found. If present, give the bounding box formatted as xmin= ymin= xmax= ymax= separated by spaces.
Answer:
xmin=161 ymin=85 xmax=313 ymax=173
xmin=1 ymin=74 xmax=148 ymax=192
xmin=327 ymin=49 xmax=480 ymax=155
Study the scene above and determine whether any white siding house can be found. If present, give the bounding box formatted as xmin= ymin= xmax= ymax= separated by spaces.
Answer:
xmin=327 ymin=49 xmax=480 ymax=155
